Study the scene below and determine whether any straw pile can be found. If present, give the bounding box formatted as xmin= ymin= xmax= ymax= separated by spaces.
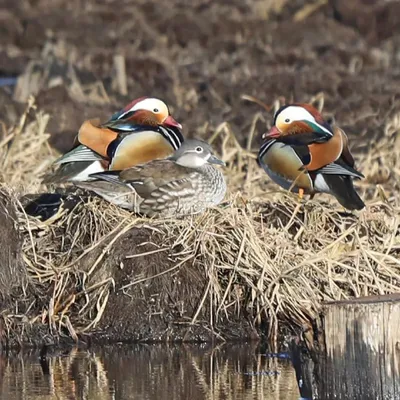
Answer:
xmin=1 ymin=95 xmax=399 ymax=345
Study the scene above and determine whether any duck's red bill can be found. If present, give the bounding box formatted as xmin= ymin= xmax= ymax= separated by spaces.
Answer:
xmin=262 ymin=126 xmax=280 ymax=139
xmin=164 ymin=115 xmax=182 ymax=130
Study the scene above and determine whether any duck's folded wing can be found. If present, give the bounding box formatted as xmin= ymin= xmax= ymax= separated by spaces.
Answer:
xmin=54 ymin=145 xmax=105 ymax=165
xmin=118 ymin=161 xmax=193 ymax=198
xmin=87 ymin=170 xmax=125 ymax=186
xmin=317 ymin=161 xmax=364 ymax=179
xmin=90 ymin=160 xmax=193 ymax=199
xmin=322 ymin=175 xmax=365 ymax=210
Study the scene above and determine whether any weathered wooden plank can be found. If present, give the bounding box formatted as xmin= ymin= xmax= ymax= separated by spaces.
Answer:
xmin=318 ymin=295 xmax=400 ymax=400
xmin=0 ymin=188 xmax=25 ymax=301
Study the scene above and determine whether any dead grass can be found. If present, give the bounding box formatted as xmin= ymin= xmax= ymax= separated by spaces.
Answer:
xmin=1 ymin=95 xmax=400 ymax=343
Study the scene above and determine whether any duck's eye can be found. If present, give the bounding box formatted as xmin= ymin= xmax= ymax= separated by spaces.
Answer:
xmin=284 ymin=118 xmax=290 ymax=123
xmin=153 ymin=108 xmax=159 ymax=113
xmin=195 ymin=146 xmax=203 ymax=153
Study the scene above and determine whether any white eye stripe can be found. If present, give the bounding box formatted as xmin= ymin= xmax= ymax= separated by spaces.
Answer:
xmin=278 ymin=106 xmax=316 ymax=124
xmin=121 ymin=98 xmax=168 ymax=117
xmin=315 ymin=122 xmax=332 ymax=135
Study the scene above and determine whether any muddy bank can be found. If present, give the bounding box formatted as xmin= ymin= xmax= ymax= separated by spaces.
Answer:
xmin=1 ymin=174 xmax=399 ymax=349
xmin=0 ymin=102 xmax=398 ymax=348
xmin=2 ymin=191 xmax=265 ymax=347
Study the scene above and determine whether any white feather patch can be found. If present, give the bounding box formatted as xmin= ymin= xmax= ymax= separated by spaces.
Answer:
xmin=70 ymin=161 xmax=106 ymax=182
xmin=314 ymin=174 xmax=331 ymax=193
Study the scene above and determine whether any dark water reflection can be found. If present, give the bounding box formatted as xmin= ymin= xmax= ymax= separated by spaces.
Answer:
xmin=0 ymin=343 xmax=301 ymax=399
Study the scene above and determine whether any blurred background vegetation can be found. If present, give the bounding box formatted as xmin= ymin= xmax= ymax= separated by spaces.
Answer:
xmin=1 ymin=0 xmax=400 ymax=154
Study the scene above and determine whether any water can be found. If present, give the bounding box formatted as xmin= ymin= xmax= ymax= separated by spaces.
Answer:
xmin=0 ymin=77 xmax=17 ymax=87
xmin=0 ymin=343 xmax=302 ymax=400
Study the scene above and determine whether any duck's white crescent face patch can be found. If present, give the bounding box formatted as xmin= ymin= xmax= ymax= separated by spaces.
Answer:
xmin=275 ymin=106 xmax=332 ymax=136
xmin=119 ymin=98 xmax=169 ymax=120
xmin=130 ymin=98 xmax=168 ymax=116
xmin=275 ymin=106 xmax=316 ymax=127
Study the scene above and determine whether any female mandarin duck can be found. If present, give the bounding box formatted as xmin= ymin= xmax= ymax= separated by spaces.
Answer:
xmin=78 ymin=139 xmax=227 ymax=217
xmin=43 ymin=97 xmax=183 ymax=183
xmin=258 ymin=103 xmax=365 ymax=210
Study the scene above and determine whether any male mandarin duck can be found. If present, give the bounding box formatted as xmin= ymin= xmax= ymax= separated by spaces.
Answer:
xmin=258 ymin=103 xmax=365 ymax=210
xmin=43 ymin=97 xmax=184 ymax=183
xmin=78 ymin=139 xmax=227 ymax=217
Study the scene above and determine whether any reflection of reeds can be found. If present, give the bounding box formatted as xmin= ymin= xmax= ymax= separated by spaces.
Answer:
xmin=0 ymin=348 xmax=111 ymax=400
xmin=101 ymin=344 xmax=300 ymax=400
xmin=189 ymin=348 xmax=299 ymax=400
xmin=1 ymin=94 xmax=400 ymax=342
xmin=0 ymin=344 xmax=301 ymax=399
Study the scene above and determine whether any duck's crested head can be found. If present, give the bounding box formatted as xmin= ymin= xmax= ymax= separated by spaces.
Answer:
xmin=171 ymin=139 xmax=225 ymax=168
xmin=263 ymin=103 xmax=332 ymax=140
xmin=114 ymin=97 xmax=182 ymax=129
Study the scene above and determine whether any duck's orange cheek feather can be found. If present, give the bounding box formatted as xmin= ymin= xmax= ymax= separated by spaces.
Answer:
xmin=78 ymin=119 xmax=118 ymax=158
xmin=128 ymin=110 xmax=159 ymax=126
xmin=280 ymin=121 xmax=313 ymax=136
xmin=288 ymin=121 xmax=314 ymax=135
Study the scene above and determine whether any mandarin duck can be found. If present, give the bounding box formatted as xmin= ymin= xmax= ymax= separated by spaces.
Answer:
xmin=43 ymin=97 xmax=183 ymax=183
xmin=258 ymin=103 xmax=365 ymax=210
xmin=78 ymin=139 xmax=227 ymax=217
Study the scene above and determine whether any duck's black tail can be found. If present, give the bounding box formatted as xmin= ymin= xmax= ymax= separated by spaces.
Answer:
xmin=42 ymin=161 xmax=94 ymax=184
xmin=22 ymin=190 xmax=85 ymax=220
xmin=323 ymin=174 xmax=365 ymax=210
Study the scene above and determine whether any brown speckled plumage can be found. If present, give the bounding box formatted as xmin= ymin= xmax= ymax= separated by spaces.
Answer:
xmin=80 ymin=139 xmax=227 ymax=217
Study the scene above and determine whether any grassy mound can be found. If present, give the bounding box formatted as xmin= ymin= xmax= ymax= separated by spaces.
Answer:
xmin=1 ymin=97 xmax=399 ymax=345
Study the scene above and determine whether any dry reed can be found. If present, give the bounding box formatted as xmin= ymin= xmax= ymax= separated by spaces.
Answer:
xmin=1 ymin=95 xmax=399 ymax=342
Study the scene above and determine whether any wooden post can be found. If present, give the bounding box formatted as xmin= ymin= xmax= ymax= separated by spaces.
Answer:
xmin=0 ymin=189 xmax=25 ymax=300
xmin=317 ymin=294 xmax=400 ymax=400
